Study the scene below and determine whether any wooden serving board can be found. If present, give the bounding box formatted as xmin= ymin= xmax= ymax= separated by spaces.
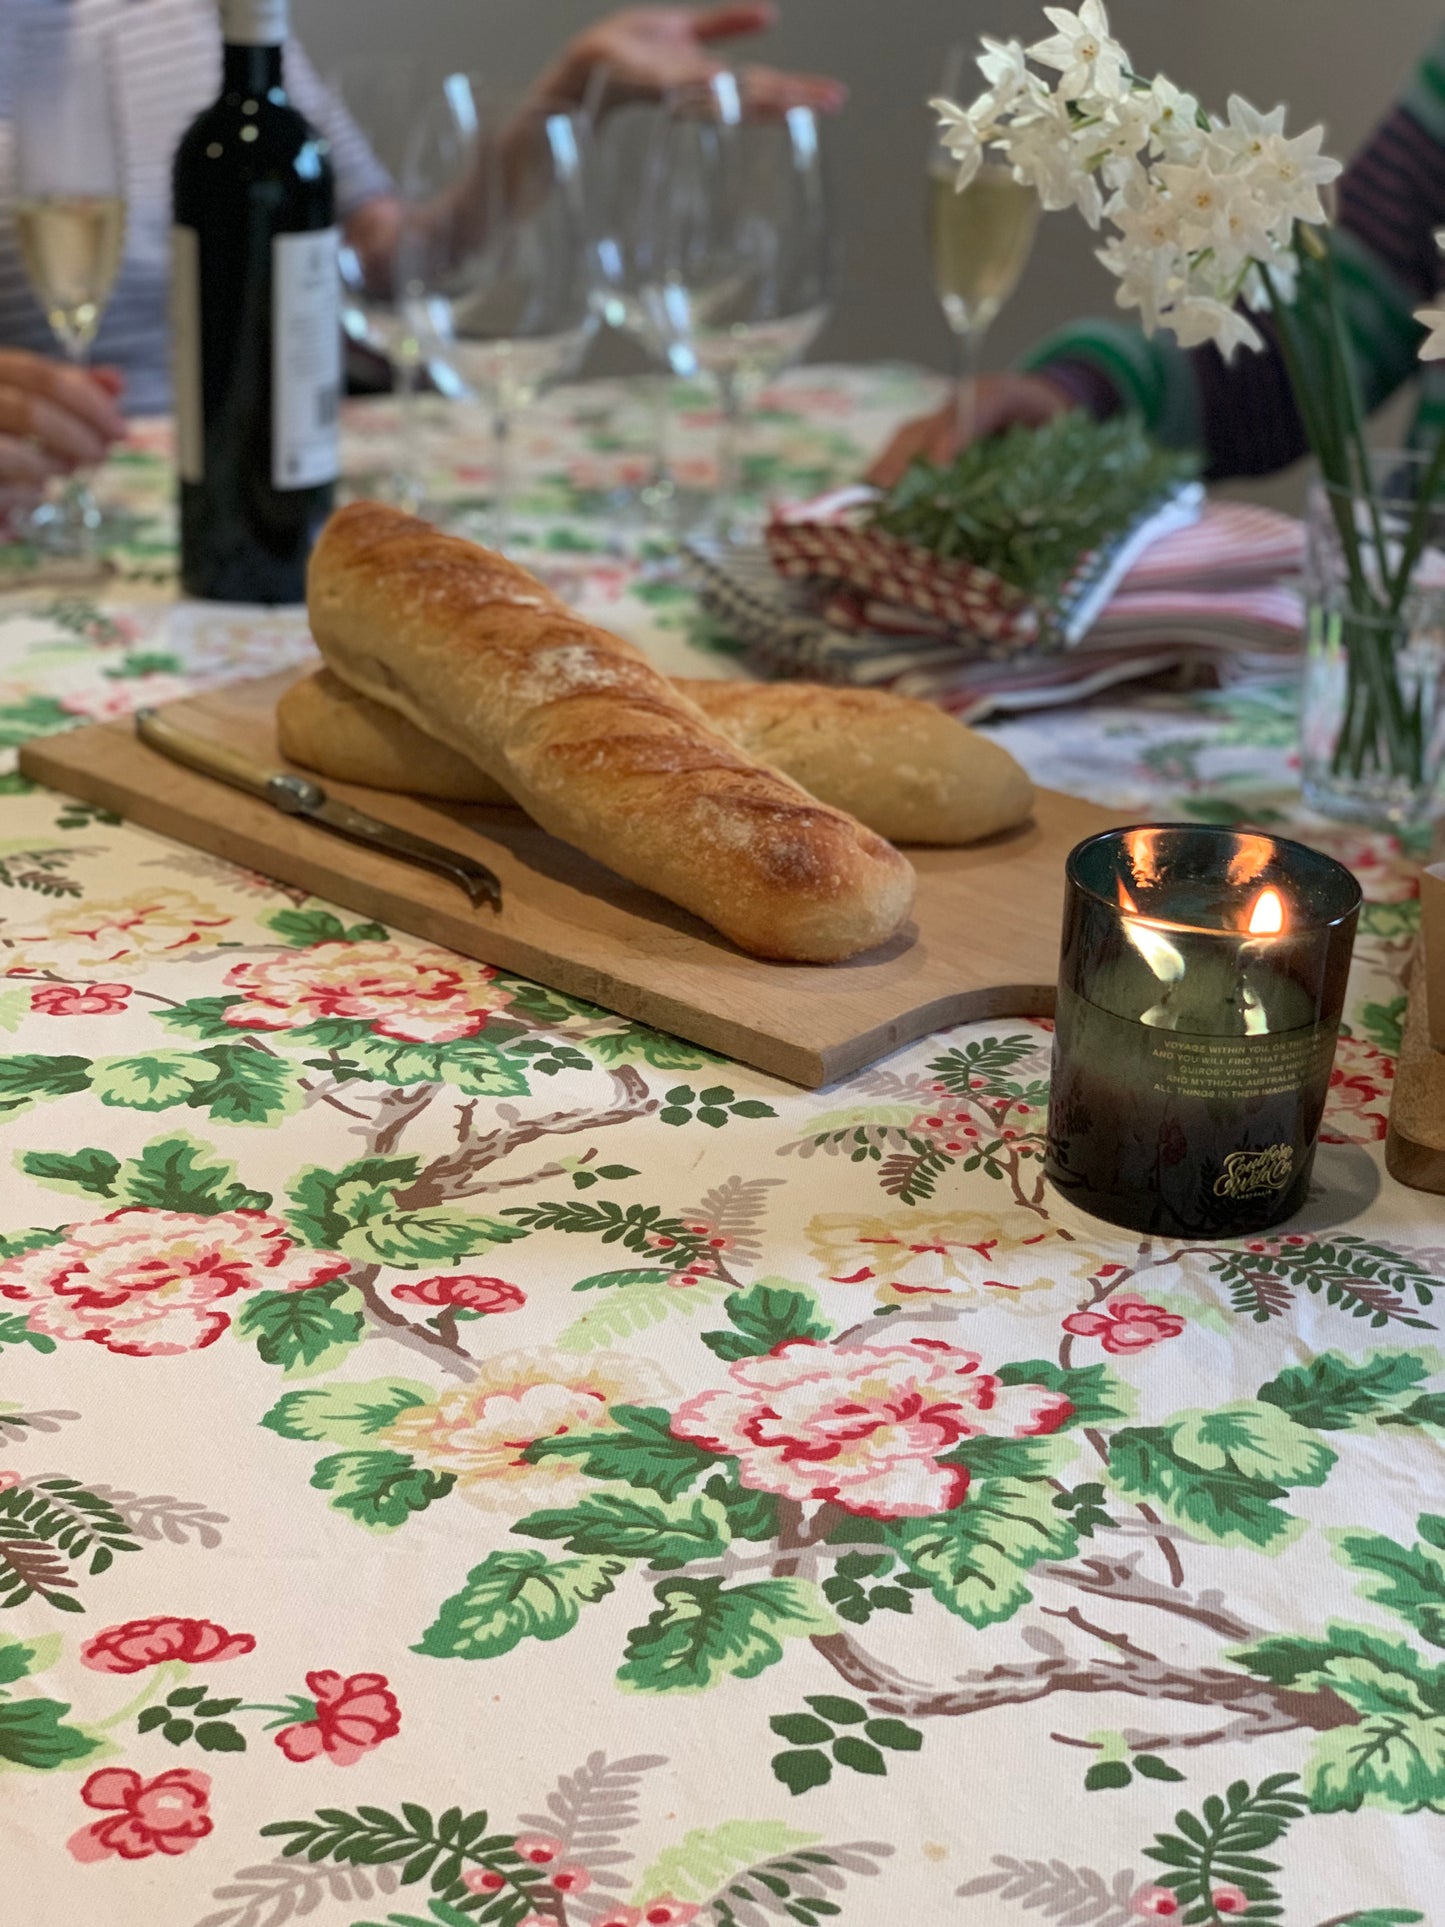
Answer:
xmin=19 ymin=669 xmax=1128 ymax=1087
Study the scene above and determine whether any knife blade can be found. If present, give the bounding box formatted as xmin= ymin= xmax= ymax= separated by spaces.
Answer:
xmin=134 ymin=708 xmax=502 ymax=911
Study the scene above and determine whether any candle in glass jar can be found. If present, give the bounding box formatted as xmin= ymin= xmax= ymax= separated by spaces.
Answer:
xmin=1045 ymin=826 xmax=1361 ymax=1239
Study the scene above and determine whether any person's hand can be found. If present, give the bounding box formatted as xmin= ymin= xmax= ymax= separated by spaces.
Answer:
xmin=0 ymin=350 xmax=126 ymax=514
xmin=535 ymin=5 xmax=847 ymax=114
xmin=866 ymin=372 xmax=1075 ymax=489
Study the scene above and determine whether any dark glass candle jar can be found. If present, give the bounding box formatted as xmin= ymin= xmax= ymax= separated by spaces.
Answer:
xmin=1045 ymin=825 xmax=1361 ymax=1239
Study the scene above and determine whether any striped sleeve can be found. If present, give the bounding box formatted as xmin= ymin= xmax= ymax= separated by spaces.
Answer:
xmin=1020 ymin=25 xmax=1445 ymax=480
xmin=283 ymin=37 xmax=393 ymax=219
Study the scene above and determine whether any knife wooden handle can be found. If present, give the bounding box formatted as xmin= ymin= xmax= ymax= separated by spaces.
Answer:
xmin=135 ymin=708 xmax=278 ymax=800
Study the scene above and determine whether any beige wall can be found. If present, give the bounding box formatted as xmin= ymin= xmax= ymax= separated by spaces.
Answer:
xmin=293 ymin=0 xmax=1441 ymax=495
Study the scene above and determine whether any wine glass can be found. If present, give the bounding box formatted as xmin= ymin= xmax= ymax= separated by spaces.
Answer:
xmin=585 ymin=91 xmax=681 ymax=531
xmin=404 ymin=78 xmax=598 ymax=551
xmin=12 ymin=18 xmax=127 ymax=554
xmin=640 ymin=73 xmax=833 ymax=539
xmin=928 ymin=45 xmax=1040 ymax=447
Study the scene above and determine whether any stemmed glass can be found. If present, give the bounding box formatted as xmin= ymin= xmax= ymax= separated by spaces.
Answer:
xmin=12 ymin=18 xmax=127 ymax=554
xmin=404 ymin=78 xmax=598 ymax=551
xmin=927 ymin=45 xmax=1040 ymax=447
xmin=640 ymin=73 xmax=833 ymax=539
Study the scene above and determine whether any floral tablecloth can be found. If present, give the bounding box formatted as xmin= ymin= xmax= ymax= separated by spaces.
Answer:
xmin=0 ymin=369 xmax=1440 ymax=1927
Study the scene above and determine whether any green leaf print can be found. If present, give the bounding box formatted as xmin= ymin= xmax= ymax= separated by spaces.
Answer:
xmin=1258 ymin=1349 xmax=1444 ymax=1432
xmin=0 ymin=695 xmax=75 ymax=748
xmin=261 ymin=1802 xmax=535 ymax=1909
xmin=521 ymin=1404 xmax=724 ymax=1499
xmin=556 ymin=1273 xmax=730 ymax=1353
xmin=264 ymin=907 xmax=386 ymax=947
xmin=631 ymin=1821 xmax=817 ymax=1906
xmin=119 ymin=1135 xmax=272 ymax=1213
xmin=0 ymin=1055 xmax=92 ymax=1115
xmin=286 ymin=1157 xmax=525 ymax=1265
xmin=0 ymin=1477 xmax=140 ymax=1612
xmin=155 ymin=995 xmax=253 ymax=1041
xmin=287 ymin=1156 xmax=421 ymax=1247
xmin=0 ymin=1697 xmax=99 ymax=1769
xmin=0 ymin=1223 xmax=69 ymax=1261
xmin=1331 ymin=1518 xmax=1445 ymax=1646
xmin=16 ymin=1147 xmax=121 ymax=1199
xmin=91 ymin=1052 xmax=209 ymax=1111
xmin=0 ymin=1632 xmax=61 ymax=1685
xmin=1358 ymin=996 xmax=1408 ymax=1056
xmin=926 ymin=1034 xmax=1041 ymax=1096
xmin=344 ymin=1033 xmax=531 ymax=1096
xmin=311 ymin=1451 xmax=456 ymax=1531
xmin=236 ymin=1283 xmax=365 ymax=1372
xmin=512 ymin=1490 xmax=732 ymax=1567
xmin=188 ymin=1044 xmax=302 ymax=1125
xmin=414 ymin=1550 xmax=626 ymax=1660
xmin=262 ymin=1378 xmax=433 ymax=1446
xmin=700 ymin=1282 xmax=830 ymax=1362
xmin=1144 ymin=1771 xmax=1308 ymax=1916
xmin=1107 ymin=1405 xmax=1334 ymax=1552
xmin=618 ymin=1577 xmax=837 ymax=1693
xmin=1167 ymin=1405 xmax=1336 ymax=1487
xmin=0 ymin=1312 xmax=57 ymax=1356
xmin=886 ymin=1476 xmax=1079 ymax=1628
xmin=995 ymin=1359 xmax=1135 ymax=1428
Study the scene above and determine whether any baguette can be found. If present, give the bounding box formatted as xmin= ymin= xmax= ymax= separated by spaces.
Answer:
xmin=277 ymin=667 xmax=1034 ymax=845
xmin=306 ymin=503 xmax=916 ymax=962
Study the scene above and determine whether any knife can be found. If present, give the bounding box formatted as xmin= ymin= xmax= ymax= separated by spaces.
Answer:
xmin=134 ymin=708 xmax=502 ymax=911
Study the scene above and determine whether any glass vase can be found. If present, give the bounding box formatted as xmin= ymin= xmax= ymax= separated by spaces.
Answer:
xmin=1300 ymin=452 xmax=1445 ymax=827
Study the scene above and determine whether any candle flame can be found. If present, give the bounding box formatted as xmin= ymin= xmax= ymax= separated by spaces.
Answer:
xmin=1117 ymin=878 xmax=1140 ymax=914
xmin=1247 ymin=887 xmax=1285 ymax=936
xmin=1127 ymin=830 xmax=1163 ymax=888
xmin=1227 ymin=835 xmax=1274 ymax=888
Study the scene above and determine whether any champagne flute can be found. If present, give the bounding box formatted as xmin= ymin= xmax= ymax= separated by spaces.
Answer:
xmin=640 ymin=73 xmax=833 ymax=539
xmin=404 ymin=78 xmax=598 ymax=551
xmin=928 ymin=45 xmax=1040 ymax=447
xmin=13 ymin=18 xmax=127 ymax=553
xmin=329 ymin=55 xmax=432 ymax=507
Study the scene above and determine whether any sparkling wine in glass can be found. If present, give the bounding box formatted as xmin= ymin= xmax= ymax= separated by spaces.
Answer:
xmin=13 ymin=19 xmax=127 ymax=552
xmin=404 ymin=78 xmax=598 ymax=550
xmin=928 ymin=47 xmax=1039 ymax=447
xmin=640 ymin=73 xmax=833 ymax=538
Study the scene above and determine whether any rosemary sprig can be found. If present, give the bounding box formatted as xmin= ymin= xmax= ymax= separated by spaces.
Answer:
xmin=869 ymin=412 xmax=1199 ymax=601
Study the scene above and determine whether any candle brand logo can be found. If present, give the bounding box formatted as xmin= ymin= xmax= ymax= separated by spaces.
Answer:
xmin=1212 ymin=1144 xmax=1295 ymax=1199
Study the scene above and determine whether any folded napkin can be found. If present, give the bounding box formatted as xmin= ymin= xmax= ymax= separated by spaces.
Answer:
xmin=683 ymin=499 xmax=1304 ymax=724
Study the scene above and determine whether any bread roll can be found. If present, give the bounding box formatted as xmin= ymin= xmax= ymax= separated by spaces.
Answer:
xmin=306 ymin=503 xmax=916 ymax=962
xmin=278 ymin=668 xmax=1034 ymax=845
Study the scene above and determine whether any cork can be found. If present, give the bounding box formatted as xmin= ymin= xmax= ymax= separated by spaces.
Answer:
xmin=1385 ymin=839 xmax=1445 ymax=1195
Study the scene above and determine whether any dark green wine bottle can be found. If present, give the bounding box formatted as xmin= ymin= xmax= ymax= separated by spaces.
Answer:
xmin=172 ymin=0 xmax=338 ymax=602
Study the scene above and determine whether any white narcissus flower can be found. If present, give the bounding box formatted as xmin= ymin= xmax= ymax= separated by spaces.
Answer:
xmin=975 ymin=35 xmax=1032 ymax=116
xmin=1416 ymin=307 xmax=1445 ymax=361
xmin=1148 ymin=76 xmax=1205 ymax=163
xmin=931 ymin=95 xmax=985 ymax=190
xmin=1027 ymin=0 xmax=1128 ymax=103
xmin=1169 ymin=295 xmax=1263 ymax=357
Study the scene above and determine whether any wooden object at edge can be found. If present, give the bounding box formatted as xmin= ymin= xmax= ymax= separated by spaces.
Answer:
xmin=1385 ymin=835 xmax=1445 ymax=1196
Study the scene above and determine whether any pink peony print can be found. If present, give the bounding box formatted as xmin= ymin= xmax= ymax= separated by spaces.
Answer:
xmin=392 ymin=1275 xmax=525 ymax=1314
xmin=81 ymin=1617 xmax=255 ymax=1674
xmin=671 ymin=1336 xmax=1073 ymax=1519
xmin=593 ymin=1911 xmax=644 ymax=1927
xmin=30 ymin=982 xmax=132 ymax=1016
xmin=462 ymin=1869 xmax=509 ymax=1895
xmin=0 ymin=1208 xmax=348 ymax=1357
xmin=1320 ymin=1035 xmax=1394 ymax=1145
xmin=1061 ymin=1298 xmax=1185 ymax=1355
xmin=638 ymin=1904 xmax=700 ymax=1926
xmin=5 ymin=891 xmax=233 ymax=976
xmin=514 ymin=1834 xmax=564 ymax=1865
xmin=1130 ymin=1889 xmax=1180 ymax=1918
xmin=274 ymin=1670 xmax=401 ymax=1765
xmin=551 ymin=1867 xmax=591 ymax=1895
xmin=1210 ymin=1889 xmax=1249 ymax=1917
xmin=222 ymin=941 xmax=515 ymax=1043
xmin=68 ymin=1767 xmax=213 ymax=1863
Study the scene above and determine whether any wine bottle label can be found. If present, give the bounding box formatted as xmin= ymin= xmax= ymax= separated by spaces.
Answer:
xmin=170 ymin=225 xmax=204 ymax=485
xmin=272 ymin=227 xmax=340 ymax=492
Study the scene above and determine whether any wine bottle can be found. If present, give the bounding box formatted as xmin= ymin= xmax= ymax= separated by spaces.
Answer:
xmin=172 ymin=0 xmax=339 ymax=602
